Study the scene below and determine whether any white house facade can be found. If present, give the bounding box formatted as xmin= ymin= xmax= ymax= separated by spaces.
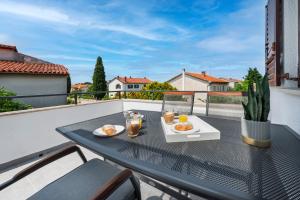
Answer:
xmin=167 ymin=70 xmax=229 ymax=102
xmin=0 ymin=44 xmax=69 ymax=108
xmin=108 ymin=76 xmax=152 ymax=97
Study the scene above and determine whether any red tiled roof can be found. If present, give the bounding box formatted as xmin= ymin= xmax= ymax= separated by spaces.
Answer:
xmin=219 ymin=77 xmax=241 ymax=82
xmin=185 ymin=72 xmax=229 ymax=83
xmin=72 ymin=83 xmax=90 ymax=90
xmin=117 ymin=76 xmax=152 ymax=84
xmin=0 ymin=61 xmax=69 ymax=76
xmin=0 ymin=44 xmax=17 ymax=52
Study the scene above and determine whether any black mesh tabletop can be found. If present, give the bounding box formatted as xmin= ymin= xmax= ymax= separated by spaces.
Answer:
xmin=56 ymin=111 xmax=300 ymax=200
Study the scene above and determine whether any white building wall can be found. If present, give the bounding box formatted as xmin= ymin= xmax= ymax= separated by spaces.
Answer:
xmin=282 ymin=0 xmax=298 ymax=88
xmin=108 ymin=79 xmax=124 ymax=97
xmin=169 ymin=74 xmax=209 ymax=102
xmin=0 ymin=74 xmax=67 ymax=107
xmin=108 ymin=79 xmax=146 ymax=97
xmin=269 ymin=0 xmax=300 ymax=135
xmin=125 ymin=83 xmax=146 ymax=91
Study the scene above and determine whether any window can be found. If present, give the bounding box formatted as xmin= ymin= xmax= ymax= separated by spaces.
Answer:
xmin=134 ymin=84 xmax=139 ymax=89
xmin=115 ymin=84 xmax=121 ymax=89
xmin=128 ymin=84 xmax=133 ymax=89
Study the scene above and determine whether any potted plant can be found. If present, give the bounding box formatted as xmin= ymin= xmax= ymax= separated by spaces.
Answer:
xmin=241 ymin=74 xmax=271 ymax=148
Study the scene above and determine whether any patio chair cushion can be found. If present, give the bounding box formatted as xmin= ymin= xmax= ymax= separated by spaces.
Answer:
xmin=28 ymin=158 xmax=137 ymax=200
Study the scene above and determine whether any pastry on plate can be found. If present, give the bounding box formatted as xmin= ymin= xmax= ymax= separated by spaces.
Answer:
xmin=102 ymin=124 xmax=116 ymax=136
xmin=175 ymin=123 xmax=193 ymax=131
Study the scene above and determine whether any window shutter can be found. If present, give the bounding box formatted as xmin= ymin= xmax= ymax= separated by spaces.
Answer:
xmin=265 ymin=0 xmax=283 ymax=86
xmin=298 ymin=0 xmax=300 ymax=87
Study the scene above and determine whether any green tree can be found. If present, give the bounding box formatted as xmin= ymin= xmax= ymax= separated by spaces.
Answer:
xmin=126 ymin=82 xmax=177 ymax=100
xmin=67 ymin=75 xmax=71 ymax=93
xmin=234 ymin=67 xmax=263 ymax=92
xmin=244 ymin=67 xmax=262 ymax=85
xmin=0 ymin=87 xmax=31 ymax=112
xmin=92 ymin=56 xmax=107 ymax=99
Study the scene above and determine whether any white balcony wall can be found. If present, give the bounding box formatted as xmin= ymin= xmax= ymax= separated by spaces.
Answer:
xmin=123 ymin=99 xmax=163 ymax=112
xmin=0 ymin=100 xmax=123 ymax=164
xmin=270 ymin=88 xmax=300 ymax=135
xmin=123 ymin=99 xmax=242 ymax=117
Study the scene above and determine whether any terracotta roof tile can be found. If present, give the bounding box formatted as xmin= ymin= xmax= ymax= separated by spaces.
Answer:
xmin=219 ymin=77 xmax=241 ymax=82
xmin=0 ymin=61 xmax=69 ymax=76
xmin=185 ymin=72 xmax=229 ymax=83
xmin=117 ymin=76 xmax=152 ymax=84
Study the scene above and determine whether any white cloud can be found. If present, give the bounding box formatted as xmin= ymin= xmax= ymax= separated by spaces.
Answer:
xmin=96 ymin=46 xmax=141 ymax=56
xmin=0 ymin=1 xmax=189 ymax=41
xmin=39 ymin=55 xmax=95 ymax=62
xmin=0 ymin=33 xmax=9 ymax=43
xmin=0 ymin=1 xmax=78 ymax=25
xmin=89 ymin=24 xmax=161 ymax=41
xmin=197 ymin=35 xmax=249 ymax=53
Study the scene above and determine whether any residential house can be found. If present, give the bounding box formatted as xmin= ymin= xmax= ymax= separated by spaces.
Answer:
xmin=219 ymin=78 xmax=241 ymax=89
xmin=71 ymin=82 xmax=92 ymax=92
xmin=0 ymin=44 xmax=69 ymax=108
xmin=167 ymin=69 xmax=229 ymax=102
xmin=108 ymin=76 xmax=152 ymax=97
xmin=265 ymin=0 xmax=300 ymax=133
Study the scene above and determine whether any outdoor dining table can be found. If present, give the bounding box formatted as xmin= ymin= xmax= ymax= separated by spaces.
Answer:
xmin=56 ymin=110 xmax=300 ymax=200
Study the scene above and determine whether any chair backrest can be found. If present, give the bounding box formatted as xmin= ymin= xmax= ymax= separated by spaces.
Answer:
xmin=161 ymin=91 xmax=195 ymax=115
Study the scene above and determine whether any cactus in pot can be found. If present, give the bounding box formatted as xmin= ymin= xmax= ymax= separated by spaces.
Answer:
xmin=241 ymin=74 xmax=271 ymax=148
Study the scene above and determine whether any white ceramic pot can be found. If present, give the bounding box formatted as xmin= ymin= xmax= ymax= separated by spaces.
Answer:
xmin=241 ymin=118 xmax=271 ymax=148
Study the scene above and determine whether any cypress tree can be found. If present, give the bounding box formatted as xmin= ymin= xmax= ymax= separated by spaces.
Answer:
xmin=67 ymin=75 xmax=71 ymax=93
xmin=92 ymin=56 xmax=107 ymax=99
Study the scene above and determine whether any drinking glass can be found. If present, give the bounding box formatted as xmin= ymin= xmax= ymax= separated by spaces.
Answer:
xmin=163 ymin=111 xmax=175 ymax=124
xmin=126 ymin=118 xmax=140 ymax=137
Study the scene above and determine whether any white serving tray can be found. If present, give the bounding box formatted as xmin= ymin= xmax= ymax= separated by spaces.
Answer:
xmin=161 ymin=115 xmax=220 ymax=143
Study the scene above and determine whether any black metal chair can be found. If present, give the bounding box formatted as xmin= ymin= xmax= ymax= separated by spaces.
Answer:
xmin=0 ymin=143 xmax=141 ymax=200
xmin=161 ymin=91 xmax=195 ymax=115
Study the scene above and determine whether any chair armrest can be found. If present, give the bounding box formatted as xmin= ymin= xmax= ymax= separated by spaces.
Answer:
xmin=92 ymin=169 xmax=140 ymax=200
xmin=0 ymin=143 xmax=87 ymax=190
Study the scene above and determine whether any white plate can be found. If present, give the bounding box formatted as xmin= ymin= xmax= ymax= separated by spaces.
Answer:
xmin=171 ymin=123 xmax=200 ymax=134
xmin=93 ymin=125 xmax=125 ymax=137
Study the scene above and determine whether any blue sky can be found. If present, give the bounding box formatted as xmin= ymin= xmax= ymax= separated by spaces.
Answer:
xmin=0 ymin=0 xmax=265 ymax=83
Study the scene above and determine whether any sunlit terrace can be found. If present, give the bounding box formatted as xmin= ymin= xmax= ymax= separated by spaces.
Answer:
xmin=0 ymin=89 xmax=300 ymax=200
xmin=1 ymin=0 xmax=300 ymax=199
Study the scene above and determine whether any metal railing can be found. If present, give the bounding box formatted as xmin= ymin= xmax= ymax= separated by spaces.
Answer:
xmin=0 ymin=90 xmax=246 ymax=116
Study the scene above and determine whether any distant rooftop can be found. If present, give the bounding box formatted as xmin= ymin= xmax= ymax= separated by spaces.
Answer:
xmin=219 ymin=77 xmax=241 ymax=82
xmin=168 ymin=71 xmax=229 ymax=84
xmin=185 ymin=72 xmax=229 ymax=83
xmin=72 ymin=83 xmax=91 ymax=90
xmin=0 ymin=61 xmax=69 ymax=76
xmin=114 ymin=76 xmax=152 ymax=84
xmin=0 ymin=43 xmax=69 ymax=76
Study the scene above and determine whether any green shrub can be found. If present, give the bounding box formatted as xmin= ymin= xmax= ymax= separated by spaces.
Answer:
xmin=0 ymin=87 xmax=32 ymax=112
xmin=126 ymin=82 xmax=177 ymax=100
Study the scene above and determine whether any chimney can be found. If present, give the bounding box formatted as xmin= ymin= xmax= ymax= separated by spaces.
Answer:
xmin=202 ymin=71 xmax=207 ymax=76
xmin=182 ymin=68 xmax=186 ymax=91
xmin=125 ymin=76 xmax=127 ymax=82
xmin=129 ymin=76 xmax=132 ymax=78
